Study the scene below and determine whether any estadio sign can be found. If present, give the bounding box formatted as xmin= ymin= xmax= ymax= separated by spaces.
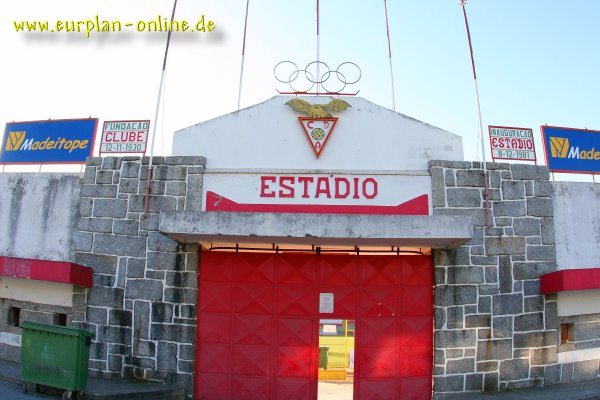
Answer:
xmin=100 ymin=120 xmax=149 ymax=154
xmin=488 ymin=125 xmax=536 ymax=162
xmin=0 ymin=119 xmax=97 ymax=164
xmin=203 ymin=173 xmax=431 ymax=215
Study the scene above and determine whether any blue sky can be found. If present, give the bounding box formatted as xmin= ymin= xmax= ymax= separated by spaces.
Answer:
xmin=1 ymin=1 xmax=598 ymax=179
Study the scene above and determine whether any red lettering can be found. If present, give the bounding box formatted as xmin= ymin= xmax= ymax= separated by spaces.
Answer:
xmin=334 ymin=178 xmax=350 ymax=199
xmin=491 ymin=137 xmax=498 ymax=147
xmin=260 ymin=176 xmax=276 ymax=198
xmin=352 ymin=178 xmax=360 ymax=199
xmin=315 ymin=177 xmax=331 ymax=198
xmin=297 ymin=177 xmax=314 ymax=198
xmin=307 ymin=120 xmax=314 ymax=129
xmin=106 ymin=132 xmax=114 ymax=142
xmin=363 ymin=178 xmax=378 ymax=199
xmin=279 ymin=176 xmax=295 ymax=198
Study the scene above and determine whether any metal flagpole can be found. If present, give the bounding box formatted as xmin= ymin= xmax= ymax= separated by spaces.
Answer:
xmin=237 ymin=0 xmax=250 ymax=110
xmin=316 ymin=0 xmax=320 ymax=95
xmin=144 ymin=0 xmax=178 ymax=216
xmin=384 ymin=0 xmax=396 ymax=111
xmin=460 ymin=0 xmax=490 ymax=226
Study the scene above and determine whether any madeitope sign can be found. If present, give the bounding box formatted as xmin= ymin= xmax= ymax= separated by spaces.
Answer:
xmin=0 ymin=119 xmax=97 ymax=164
xmin=542 ymin=125 xmax=600 ymax=174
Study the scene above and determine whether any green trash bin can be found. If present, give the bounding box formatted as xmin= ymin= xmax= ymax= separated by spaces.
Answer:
xmin=319 ymin=346 xmax=330 ymax=370
xmin=21 ymin=321 xmax=94 ymax=399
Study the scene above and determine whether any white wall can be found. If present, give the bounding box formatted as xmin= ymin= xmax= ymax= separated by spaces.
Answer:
xmin=553 ymin=182 xmax=600 ymax=269
xmin=0 ymin=173 xmax=81 ymax=262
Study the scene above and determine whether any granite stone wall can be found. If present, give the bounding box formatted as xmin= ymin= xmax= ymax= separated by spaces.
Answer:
xmin=72 ymin=156 xmax=205 ymax=393
xmin=430 ymin=161 xmax=562 ymax=394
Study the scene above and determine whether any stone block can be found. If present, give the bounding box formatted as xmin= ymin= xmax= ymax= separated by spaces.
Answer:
xmin=166 ymin=181 xmax=187 ymax=196
xmin=514 ymin=331 xmax=556 ymax=348
xmin=526 ymin=237 xmax=542 ymax=245
xmin=514 ymin=312 xmax=543 ymax=332
xmin=165 ymin=156 xmax=206 ymax=166
xmin=478 ymin=296 xmax=491 ymax=314
xmin=185 ymin=174 xmax=204 ymax=211
xmin=573 ymin=360 xmax=598 ymax=382
xmin=121 ymin=161 xmax=141 ymax=178
xmin=127 ymin=258 xmax=145 ymax=278
xmin=485 ymin=227 xmax=503 ymax=237
xmin=465 ymin=373 xmax=483 ymax=391
xmin=87 ymin=287 xmax=124 ymax=308
xmin=145 ymin=270 xmax=165 ymax=280
xmin=96 ymin=170 xmax=113 ymax=184
xmin=94 ymin=274 xmax=115 ymax=287
xmin=435 ymin=329 xmax=476 ymax=348
xmin=90 ymin=342 xmax=107 ymax=360
xmin=179 ymin=344 xmax=194 ymax=361
xmin=431 ymin=167 xmax=445 ymax=208
xmin=446 ymin=307 xmax=464 ymax=329
xmin=179 ymin=305 xmax=196 ymax=319
xmin=492 ymin=200 xmax=526 ymax=217
xmin=513 ymin=261 xmax=556 ymax=280
xmin=434 ymin=266 xmax=446 ymax=286
xmin=166 ymin=271 xmax=197 ymax=289
xmin=133 ymin=301 xmax=150 ymax=340
xmin=435 ymin=285 xmax=478 ymax=307
xmin=98 ymin=325 xmax=131 ymax=344
xmin=434 ymin=247 xmax=470 ymax=266
xmin=512 ymin=217 xmax=541 ymax=236
xmin=74 ymin=232 xmax=93 ymax=252
xmin=102 ymin=157 xmax=121 ymax=170
xmin=499 ymin=359 xmax=529 ymax=381
xmin=434 ymin=375 xmax=464 ymax=393
xmin=93 ymin=234 xmax=147 ymax=258
xmin=81 ymin=184 xmax=118 ymax=198
xmin=493 ymin=293 xmax=523 ymax=316
xmin=479 ymin=285 xmax=499 ymax=296
xmin=531 ymin=347 xmax=557 ymax=365
xmin=447 ymin=266 xmax=485 ymax=284
xmin=125 ymin=280 xmax=163 ymax=302
xmin=447 ymin=188 xmax=481 ymax=207
xmin=157 ymin=342 xmax=178 ymax=372
xmin=534 ymin=181 xmax=553 ymax=197
xmin=188 ymin=166 xmax=205 ymax=175
xmin=434 ymin=208 xmax=487 ymax=226
xmin=544 ymin=364 xmax=561 ymax=385
xmin=527 ymin=245 xmax=556 ymax=262
xmin=498 ymin=256 xmax=512 ymax=294
xmin=545 ymin=301 xmax=558 ymax=330
xmin=447 ymin=358 xmax=475 ymax=374
xmin=148 ymin=232 xmax=179 ymax=252
xmin=87 ymin=307 xmax=107 ymax=325
xmin=428 ymin=160 xmax=471 ymax=169
xmin=164 ymin=288 xmax=197 ymax=304
xmin=477 ymin=339 xmax=512 ymax=361
xmin=435 ymin=308 xmax=445 ymax=330
xmin=113 ymin=219 xmax=139 ymax=236
xmin=484 ymin=267 xmax=498 ymax=284
xmin=151 ymin=302 xmax=174 ymax=323
xmin=140 ymin=213 xmax=160 ymax=231
xmin=527 ymin=197 xmax=553 ymax=217
xmin=501 ymin=181 xmax=525 ymax=200
xmin=465 ymin=315 xmax=490 ymax=329
xmin=541 ymin=217 xmax=555 ymax=245
xmin=109 ymin=309 xmax=132 ymax=326
xmin=147 ymin=195 xmax=178 ymax=213
xmin=476 ymin=361 xmax=497 ymax=372
xmin=119 ymin=178 xmax=138 ymax=194
xmin=153 ymin=165 xmax=187 ymax=181
xmin=511 ymin=164 xmax=549 ymax=180
xmin=133 ymin=340 xmax=155 ymax=358
xmin=150 ymin=324 xmax=195 ymax=343
xmin=524 ymin=296 xmax=544 ymax=313
xmin=78 ymin=217 xmax=113 ymax=233
xmin=445 ymin=169 xmax=456 ymax=187
xmin=523 ymin=281 xmax=540 ymax=296
xmin=486 ymin=237 xmax=525 ymax=256
xmin=456 ymin=170 xmax=485 ymax=187
xmin=470 ymin=255 xmax=497 ymax=266
xmin=492 ymin=316 xmax=513 ymax=339
xmin=146 ymin=252 xmax=178 ymax=270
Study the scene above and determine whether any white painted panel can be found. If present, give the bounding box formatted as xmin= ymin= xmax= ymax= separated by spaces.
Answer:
xmin=557 ymin=289 xmax=600 ymax=316
xmin=558 ymin=348 xmax=600 ymax=364
xmin=0 ymin=332 xmax=21 ymax=347
xmin=0 ymin=277 xmax=73 ymax=307
xmin=173 ymin=96 xmax=463 ymax=171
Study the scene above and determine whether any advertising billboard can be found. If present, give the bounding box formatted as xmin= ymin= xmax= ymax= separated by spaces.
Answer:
xmin=542 ymin=126 xmax=600 ymax=174
xmin=100 ymin=120 xmax=150 ymax=155
xmin=0 ymin=119 xmax=97 ymax=164
xmin=488 ymin=125 xmax=536 ymax=162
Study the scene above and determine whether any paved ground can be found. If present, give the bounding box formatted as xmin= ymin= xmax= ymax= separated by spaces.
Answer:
xmin=318 ymin=381 xmax=354 ymax=400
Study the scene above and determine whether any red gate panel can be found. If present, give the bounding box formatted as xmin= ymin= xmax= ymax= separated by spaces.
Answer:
xmin=196 ymin=252 xmax=432 ymax=400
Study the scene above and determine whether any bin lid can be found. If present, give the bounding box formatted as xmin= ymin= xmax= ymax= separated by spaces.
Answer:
xmin=21 ymin=321 xmax=94 ymax=338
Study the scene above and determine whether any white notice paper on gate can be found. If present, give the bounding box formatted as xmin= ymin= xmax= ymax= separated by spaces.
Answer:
xmin=320 ymin=293 xmax=334 ymax=313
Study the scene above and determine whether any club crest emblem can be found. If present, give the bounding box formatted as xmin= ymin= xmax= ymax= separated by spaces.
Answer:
xmin=285 ymin=98 xmax=351 ymax=158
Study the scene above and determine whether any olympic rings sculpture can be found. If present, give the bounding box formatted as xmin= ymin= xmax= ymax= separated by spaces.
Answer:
xmin=274 ymin=61 xmax=361 ymax=94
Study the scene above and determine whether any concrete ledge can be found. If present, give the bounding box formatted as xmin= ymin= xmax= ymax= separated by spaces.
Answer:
xmin=159 ymin=211 xmax=473 ymax=248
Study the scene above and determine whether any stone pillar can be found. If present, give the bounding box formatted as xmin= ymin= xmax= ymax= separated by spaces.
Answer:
xmin=72 ymin=156 xmax=205 ymax=393
xmin=430 ymin=161 xmax=559 ymax=395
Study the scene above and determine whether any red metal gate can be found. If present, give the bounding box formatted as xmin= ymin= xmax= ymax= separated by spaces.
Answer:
xmin=196 ymin=252 xmax=433 ymax=400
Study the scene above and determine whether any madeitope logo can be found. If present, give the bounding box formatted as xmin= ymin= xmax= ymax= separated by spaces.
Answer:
xmin=550 ymin=136 xmax=600 ymax=160
xmin=5 ymin=131 xmax=89 ymax=153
